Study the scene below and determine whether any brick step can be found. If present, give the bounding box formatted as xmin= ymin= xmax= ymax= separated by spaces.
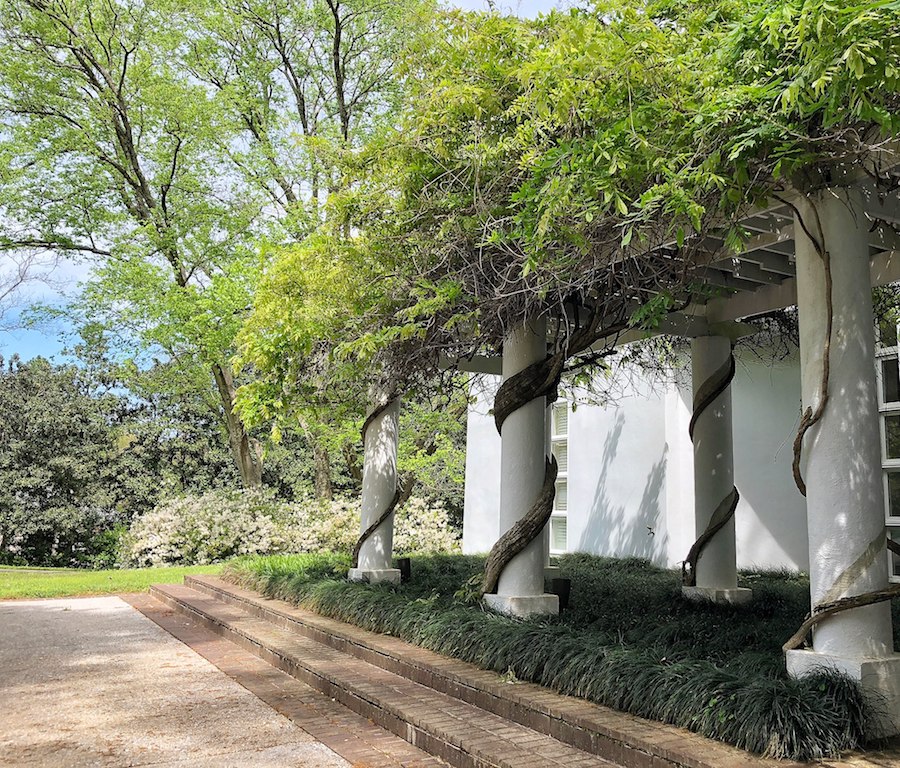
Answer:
xmin=183 ymin=575 xmax=796 ymax=768
xmin=128 ymin=592 xmax=447 ymax=768
xmin=152 ymin=582 xmax=619 ymax=768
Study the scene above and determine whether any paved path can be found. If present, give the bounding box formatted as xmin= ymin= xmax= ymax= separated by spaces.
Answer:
xmin=0 ymin=596 xmax=349 ymax=767
xmin=127 ymin=592 xmax=445 ymax=768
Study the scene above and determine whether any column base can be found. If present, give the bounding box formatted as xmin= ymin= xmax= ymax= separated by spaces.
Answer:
xmin=787 ymin=649 xmax=900 ymax=738
xmin=483 ymin=593 xmax=559 ymax=618
xmin=681 ymin=586 xmax=752 ymax=606
xmin=348 ymin=568 xmax=401 ymax=585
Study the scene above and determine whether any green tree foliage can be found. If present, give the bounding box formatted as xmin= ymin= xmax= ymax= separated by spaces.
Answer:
xmin=223 ymin=1 xmax=473 ymax=504
xmin=181 ymin=0 xmax=434 ymax=232
xmin=0 ymin=0 xmax=267 ymax=485
xmin=321 ymin=0 xmax=900 ymax=385
xmin=235 ymin=220 xmax=470 ymax=510
xmin=0 ymin=356 xmax=134 ymax=566
xmin=0 ymin=352 xmax=332 ymax=566
xmin=0 ymin=0 xmax=443 ymax=496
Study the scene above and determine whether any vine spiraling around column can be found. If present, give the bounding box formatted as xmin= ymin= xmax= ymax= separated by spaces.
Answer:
xmin=778 ymin=194 xmax=900 ymax=650
xmin=682 ymin=348 xmax=740 ymax=588
xmin=360 ymin=396 xmax=398 ymax=448
xmin=480 ymin=456 xmax=559 ymax=595
xmin=492 ymin=353 xmax=565 ymax=434
xmin=783 ymin=581 xmax=900 ymax=653
xmin=776 ymin=194 xmax=832 ymax=498
xmin=351 ymin=396 xmax=402 ymax=569
xmin=474 ymin=351 xmax=566 ymax=597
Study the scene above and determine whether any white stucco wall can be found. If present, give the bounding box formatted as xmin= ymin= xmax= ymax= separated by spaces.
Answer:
xmin=568 ymin=380 xmax=671 ymax=565
xmin=462 ymin=376 xmax=502 ymax=554
xmin=462 ymin=347 xmax=810 ymax=573
xmin=731 ymin=354 xmax=809 ymax=571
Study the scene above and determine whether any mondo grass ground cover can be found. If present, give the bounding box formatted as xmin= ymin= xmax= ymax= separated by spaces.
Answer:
xmin=0 ymin=563 xmax=224 ymax=599
xmin=225 ymin=552 xmax=900 ymax=761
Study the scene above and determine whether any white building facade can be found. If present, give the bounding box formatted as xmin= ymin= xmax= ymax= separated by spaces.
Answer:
xmin=464 ymin=342 xmax=900 ymax=583
xmin=463 ymin=351 xmax=808 ymax=571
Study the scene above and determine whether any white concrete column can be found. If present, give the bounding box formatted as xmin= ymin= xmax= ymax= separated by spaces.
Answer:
xmin=483 ymin=318 xmax=559 ymax=617
xmin=787 ymin=186 xmax=900 ymax=735
xmin=683 ymin=335 xmax=750 ymax=605
xmin=349 ymin=395 xmax=401 ymax=584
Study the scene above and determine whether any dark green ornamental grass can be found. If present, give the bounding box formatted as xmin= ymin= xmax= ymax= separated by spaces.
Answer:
xmin=225 ymin=552 xmax=895 ymax=761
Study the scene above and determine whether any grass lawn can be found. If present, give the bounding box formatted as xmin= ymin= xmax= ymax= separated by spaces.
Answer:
xmin=226 ymin=552 xmax=899 ymax=761
xmin=0 ymin=563 xmax=224 ymax=599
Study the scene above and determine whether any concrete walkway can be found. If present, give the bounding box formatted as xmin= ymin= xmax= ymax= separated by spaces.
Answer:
xmin=0 ymin=596 xmax=349 ymax=767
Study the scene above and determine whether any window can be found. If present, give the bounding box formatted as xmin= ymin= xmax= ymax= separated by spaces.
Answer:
xmin=876 ymin=320 xmax=900 ymax=582
xmin=550 ymin=402 xmax=569 ymax=554
xmin=890 ymin=530 xmax=900 ymax=581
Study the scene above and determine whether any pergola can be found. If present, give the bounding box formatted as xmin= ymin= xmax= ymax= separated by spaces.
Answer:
xmin=350 ymin=174 xmax=900 ymax=734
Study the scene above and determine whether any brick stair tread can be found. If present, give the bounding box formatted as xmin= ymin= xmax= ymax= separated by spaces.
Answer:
xmin=154 ymin=583 xmax=617 ymax=768
xmin=184 ymin=575 xmax=796 ymax=768
xmin=127 ymin=592 xmax=445 ymax=768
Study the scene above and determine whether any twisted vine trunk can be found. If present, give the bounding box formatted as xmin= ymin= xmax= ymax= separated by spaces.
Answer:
xmin=478 ymin=309 xmax=630 ymax=598
xmin=479 ymin=339 xmax=565 ymax=596
xmin=481 ymin=456 xmax=558 ymax=595
xmin=781 ymin=188 xmax=899 ymax=656
xmin=351 ymin=476 xmax=415 ymax=569
xmin=786 ymin=197 xmax=833 ymax=499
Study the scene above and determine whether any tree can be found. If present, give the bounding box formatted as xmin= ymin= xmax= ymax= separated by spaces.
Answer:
xmin=193 ymin=0 xmax=439 ymax=498
xmin=0 ymin=0 xmax=439 ymax=493
xmin=0 ymin=356 xmax=131 ymax=565
xmin=0 ymin=0 xmax=267 ymax=485
xmin=182 ymin=0 xmax=433 ymax=225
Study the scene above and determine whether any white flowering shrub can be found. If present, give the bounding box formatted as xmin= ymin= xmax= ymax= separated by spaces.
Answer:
xmin=281 ymin=496 xmax=358 ymax=554
xmin=283 ymin=495 xmax=460 ymax=555
xmin=125 ymin=489 xmax=461 ymax=566
xmin=125 ymin=489 xmax=286 ymax=566
xmin=394 ymin=497 xmax=461 ymax=554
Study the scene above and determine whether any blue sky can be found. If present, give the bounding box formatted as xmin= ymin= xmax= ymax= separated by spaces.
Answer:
xmin=0 ymin=0 xmax=562 ymax=363
xmin=0 ymin=262 xmax=88 ymax=362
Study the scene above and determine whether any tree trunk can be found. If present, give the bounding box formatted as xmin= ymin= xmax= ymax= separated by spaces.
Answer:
xmin=312 ymin=442 xmax=333 ymax=500
xmin=212 ymin=363 xmax=263 ymax=488
xmin=342 ymin=441 xmax=363 ymax=485
xmin=298 ymin=414 xmax=334 ymax=501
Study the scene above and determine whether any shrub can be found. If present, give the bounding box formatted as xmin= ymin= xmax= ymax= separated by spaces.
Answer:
xmin=280 ymin=496 xmax=358 ymax=554
xmin=125 ymin=489 xmax=284 ymax=566
xmin=84 ymin=523 xmax=130 ymax=569
xmin=282 ymin=495 xmax=461 ymax=555
xmin=124 ymin=490 xmax=461 ymax=566
xmin=394 ymin=497 xmax=461 ymax=554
